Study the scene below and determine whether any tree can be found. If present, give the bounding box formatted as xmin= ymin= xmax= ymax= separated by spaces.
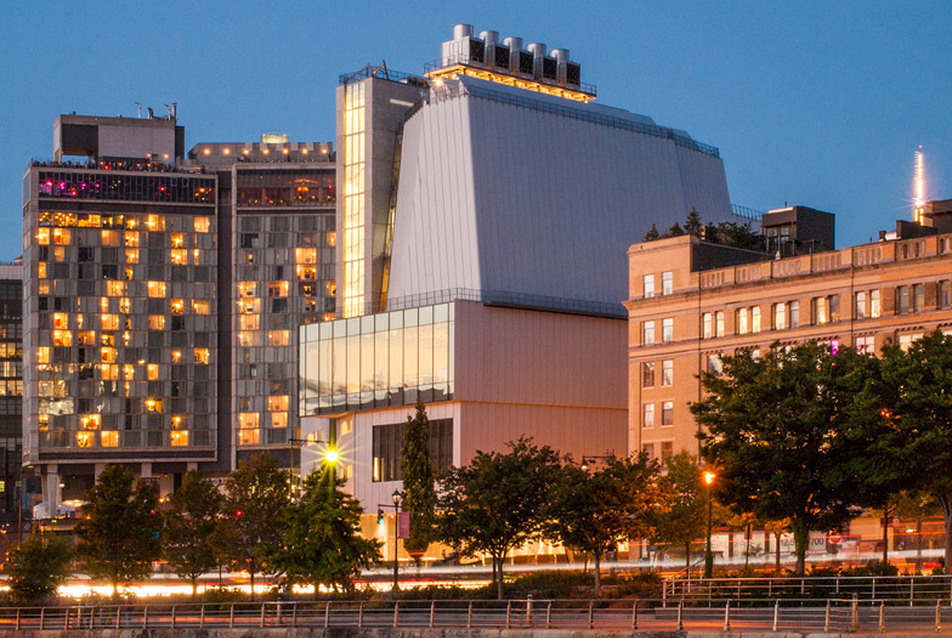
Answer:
xmin=221 ymin=454 xmax=290 ymax=597
xmin=879 ymin=330 xmax=952 ymax=572
xmin=684 ymin=208 xmax=704 ymax=237
xmin=764 ymin=518 xmax=791 ymax=572
xmin=401 ymin=399 xmax=436 ymax=560
xmin=668 ymin=222 xmax=686 ymax=237
xmin=437 ymin=438 xmax=561 ymax=599
xmin=8 ymin=532 xmax=72 ymax=603
xmin=692 ymin=343 xmax=867 ymax=574
xmin=651 ymin=451 xmax=706 ymax=572
xmin=712 ymin=221 xmax=761 ymax=250
xmin=164 ymin=471 xmax=222 ymax=597
xmin=546 ymin=453 xmax=662 ymax=597
xmin=75 ymin=465 xmax=162 ymax=596
xmin=642 ymin=224 xmax=660 ymax=242
xmin=275 ymin=466 xmax=380 ymax=596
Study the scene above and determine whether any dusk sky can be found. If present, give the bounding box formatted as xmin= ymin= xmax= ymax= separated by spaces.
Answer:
xmin=2 ymin=1 xmax=950 ymax=262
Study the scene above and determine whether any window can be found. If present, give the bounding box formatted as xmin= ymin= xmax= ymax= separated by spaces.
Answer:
xmin=661 ymin=401 xmax=674 ymax=426
xmin=642 ymin=362 xmax=655 ymax=388
xmin=736 ymin=308 xmax=749 ymax=335
xmin=148 ymin=281 xmax=166 ymax=298
xmin=642 ymin=403 xmax=655 ymax=427
xmin=914 ymin=284 xmax=924 ymax=312
xmin=662 ymin=318 xmax=673 ymax=342
xmin=751 ymin=306 xmax=761 ymax=333
xmin=642 ymin=443 xmax=654 ymax=459
xmin=855 ymin=291 xmax=867 ymax=319
xmin=660 ymin=441 xmax=674 ymax=462
xmin=855 ymin=335 xmax=875 ymax=355
xmin=661 ymin=271 xmax=673 ymax=295
xmin=772 ymin=302 xmax=786 ymax=330
xmin=661 ymin=359 xmax=673 ymax=386
xmin=789 ymin=301 xmax=800 ymax=327
xmin=897 ymin=286 xmax=910 ymax=314
xmin=813 ymin=296 xmax=829 ymax=324
xmin=870 ymin=290 xmax=881 ymax=318
xmin=702 ymin=312 xmax=713 ymax=339
xmin=372 ymin=419 xmax=453 ymax=482
xmin=643 ymin=274 xmax=655 ymax=298
xmin=715 ymin=311 xmax=725 ymax=337
xmin=643 ymin=321 xmax=655 ymax=345
xmin=706 ymin=354 xmax=723 ymax=375
xmin=941 ymin=281 xmax=952 ymax=309
xmin=899 ymin=333 xmax=923 ymax=351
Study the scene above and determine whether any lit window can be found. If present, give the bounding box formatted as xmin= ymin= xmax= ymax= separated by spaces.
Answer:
xmin=194 ymin=348 xmax=210 ymax=364
xmin=37 ymin=262 xmax=47 ymax=278
xmin=147 ymin=364 xmax=160 ymax=380
xmin=237 ymin=331 xmax=260 ymax=346
xmin=107 ymin=281 xmax=126 ymax=296
xmin=643 ymin=403 xmax=655 ymax=427
xmin=52 ymin=228 xmax=71 ymax=245
xmin=661 ymin=359 xmax=673 ymax=386
xmin=268 ymin=281 xmax=289 ymax=297
xmin=268 ymin=330 xmax=289 ymax=346
xmin=76 ymin=432 xmax=94 ymax=448
xmin=37 ymin=229 xmax=50 ymax=245
xmin=296 ymin=248 xmax=318 ymax=264
xmin=268 ymin=395 xmax=289 ymax=411
xmin=126 ymin=248 xmax=139 ymax=264
xmin=326 ymin=231 xmax=337 ymax=247
xmin=751 ymin=306 xmax=761 ymax=333
xmin=52 ymin=330 xmax=72 ymax=347
xmin=702 ymin=312 xmax=713 ymax=339
xmin=100 ymin=364 xmax=118 ymax=381
xmin=715 ymin=311 xmax=725 ymax=337
xmin=870 ymin=291 xmax=880 ymax=318
xmin=100 ymin=348 xmax=117 ymax=363
xmin=239 ymin=315 xmax=260 ymax=331
xmin=192 ymin=300 xmax=210 ymax=315
xmin=171 ymin=350 xmax=182 ymax=364
xmin=148 ymin=281 xmax=167 ymax=297
xmin=123 ymin=364 xmax=135 ymax=380
xmin=170 ymin=299 xmax=184 ymax=314
xmin=706 ymin=354 xmax=723 ymax=375
xmin=736 ymin=308 xmax=749 ymax=335
xmin=643 ymin=274 xmax=655 ymax=299
xmin=170 ymin=431 xmax=189 ymax=447
xmin=148 ymin=315 xmax=166 ymax=330
xmin=773 ymin=302 xmax=786 ymax=330
xmin=52 ymin=313 xmax=69 ymax=329
xmin=37 ymin=347 xmax=50 ymax=365
xmin=238 ymin=282 xmax=257 ymax=298
xmin=146 ymin=215 xmax=165 ymax=231
xmin=271 ymin=412 xmax=288 ymax=428
xmin=101 ymin=431 xmax=118 ymax=447
xmin=813 ymin=296 xmax=830 ymax=324
xmin=145 ymin=398 xmax=163 ymax=413
xmin=661 ymin=271 xmax=673 ymax=295
xmin=171 ymin=415 xmax=185 ymax=429
xmin=171 ymin=233 xmax=185 ymax=248
xmin=124 ymin=231 xmax=140 ymax=247
xmin=194 ymin=217 xmax=210 ymax=233
xmin=170 ymin=249 xmax=188 ymax=265
xmin=80 ymin=414 xmax=101 ymax=430
xmin=101 ymin=230 xmax=118 ymax=246
xmin=100 ymin=298 xmax=110 ymax=313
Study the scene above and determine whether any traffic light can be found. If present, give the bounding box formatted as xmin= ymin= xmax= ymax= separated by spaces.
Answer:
xmin=377 ymin=508 xmax=384 ymax=524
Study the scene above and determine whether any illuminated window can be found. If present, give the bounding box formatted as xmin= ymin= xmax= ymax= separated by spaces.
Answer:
xmin=773 ymin=302 xmax=787 ymax=329
xmin=170 ymin=431 xmax=189 ymax=447
xmin=101 ymin=431 xmax=118 ymax=447
xmin=715 ymin=311 xmax=725 ymax=337
xmin=170 ymin=249 xmax=187 ymax=265
xmin=52 ymin=330 xmax=72 ymax=347
xmin=271 ymin=412 xmax=288 ymax=428
xmin=326 ymin=231 xmax=336 ymax=247
xmin=37 ymin=347 xmax=50 ymax=365
xmin=146 ymin=215 xmax=165 ymax=231
xmin=80 ymin=414 xmax=101 ymax=430
xmin=76 ymin=432 xmax=94 ymax=448
xmin=53 ymin=246 xmax=66 ymax=262
xmin=148 ymin=364 xmax=159 ymax=380
xmin=148 ymin=281 xmax=167 ymax=297
xmin=171 ymin=233 xmax=185 ymax=248
xmin=268 ymin=281 xmax=289 ymax=297
xmin=37 ymin=262 xmax=47 ymax=278
xmin=100 ymin=297 xmax=110 ymax=313
xmin=239 ymin=315 xmax=259 ymax=331
xmin=751 ymin=306 xmax=761 ymax=333
xmin=238 ymin=282 xmax=257 ymax=298
xmin=268 ymin=330 xmax=289 ymax=346
xmin=326 ymin=281 xmax=336 ymax=297
xmin=101 ymin=230 xmax=119 ymax=246
xmin=52 ymin=313 xmax=69 ymax=329
xmin=736 ymin=308 xmax=749 ymax=335
xmin=237 ymin=331 xmax=260 ymax=346
xmin=124 ymin=231 xmax=140 ymax=247
xmin=145 ymin=398 xmax=163 ymax=413
xmin=37 ymin=228 xmax=50 ymax=245
xmin=122 ymin=364 xmax=135 ymax=379
xmin=194 ymin=217 xmax=210 ymax=233
xmin=171 ymin=350 xmax=182 ymax=364
xmin=125 ymin=216 xmax=137 ymax=229
xmin=170 ymin=299 xmax=184 ymax=314
xmin=101 ymin=314 xmax=119 ymax=331
xmin=296 ymin=248 xmax=318 ymax=264
xmin=171 ymin=415 xmax=185 ymax=430
xmin=238 ymin=429 xmax=260 ymax=446
xmin=100 ymin=364 xmax=118 ymax=380
xmin=53 ymin=228 xmax=71 ymax=245
xmin=148 ymin=315 xmax=165 ymax=330
xmin=193 ymin=249 xmax=202 ymax=263
xmin=192 ymin=300 xmax=210 ymax=315
xmin=707 ymin=354 xmax=724 ymax=375
xmin=194 ymin=348 xmax=210 ymax=364
xmin=124 ymin=266 xmax=134 ymax=280
xmin=107 ymin=281 xmax=126 ymax=296
xmin=237 ymin=299 xmax=259 ymax=314
xmin=101 ymin=348 xmax=117 ymax=363
xmin=268 ymin=395 xmax=289 ymax=411
xmin=870 ymin=291 xmax=881 ymax=318
xmin=296 ymin=265 xmax=317 ymax=280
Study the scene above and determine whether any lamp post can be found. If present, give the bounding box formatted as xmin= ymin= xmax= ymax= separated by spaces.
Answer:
xmin=392 ymin=489 xmax=402 ymax=593
xmin=703 ymin=471 xmax=715 ymax=579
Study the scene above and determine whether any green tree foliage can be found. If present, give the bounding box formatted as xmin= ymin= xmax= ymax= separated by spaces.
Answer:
xmin=545 ymin=453 xmax=662 ymax=597
xmin=437 ymin=438 xmax=561 ymax=599
xmin=879 ymin=330 xmax=952 ymax=572
xmin=276 ymin=466 xmax=380 ymax=596
xmin=642 ymin=224 xmax=660 ymax=242
xmin=164 ymin=470 xmax=223 ymax=597
xmin=221 ymin=454 xmax=290 ymax=597
xmin=401 ymin=399 xmax=436 ymax=557
xmin=692 ymin=343 xmax=869 ymax=574
xmin=668 ymin=222 xmax=686 ymax=237
xmin=684 ymin=208 xmax=704 ymax=237
xmin=710 ymin=221 xmax=761 ymax=250
xmin=8 ymin=533 xmax=72 ymax=603
xmin=652 ymin=451 xmax=706 ymax=571
xmin=75 ymin=465 xmax=162 ymax=596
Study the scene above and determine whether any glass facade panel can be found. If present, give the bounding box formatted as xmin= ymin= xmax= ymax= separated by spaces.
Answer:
xmin=300 ymin=302 xmax=455 ymax=414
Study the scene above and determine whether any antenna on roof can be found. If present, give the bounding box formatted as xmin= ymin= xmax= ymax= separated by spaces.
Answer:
xmin=913 ymin=145 xmax=925 ymax=225
xmin=135 ymin=102 xmax=142 ymax=118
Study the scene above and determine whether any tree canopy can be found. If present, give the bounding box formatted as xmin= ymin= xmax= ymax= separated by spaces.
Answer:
xmin=8 ymin=532 xmax=72 ymax=603
xmin=692 ymin=342 xmax=868 ymax=574
xmin=75 ymin=465 xmax=162 ymax=596
xmin=437 ymin=438 xmax=561 ymax=598
xmin=651 ymin=451 xmax=707 ymax=571
xmin=401 ymin=399 xmax=436 ymax=557
xmin=164 ymin=470 xmax=223 ymax=596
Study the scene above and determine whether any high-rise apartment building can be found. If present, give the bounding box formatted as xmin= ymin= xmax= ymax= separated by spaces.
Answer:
xmin=300 ymin=25 xmax=740 ymax=527
xmin=22 ymin=113 xmax=334 ymax=511
xmin=0 ymin=264 xmax=25 ymax=529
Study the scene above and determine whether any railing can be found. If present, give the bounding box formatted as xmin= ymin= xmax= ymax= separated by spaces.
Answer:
xmin=664 ymin=574 xmax=952 ymax=605
xmin=3 ymin=597 xmax=952 ymax=633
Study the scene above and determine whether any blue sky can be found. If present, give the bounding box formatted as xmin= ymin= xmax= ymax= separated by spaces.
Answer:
xmin=1 ymin=1 xmax=950 ymax=261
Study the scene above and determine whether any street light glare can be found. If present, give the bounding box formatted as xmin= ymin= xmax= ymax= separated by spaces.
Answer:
xmin=324 ymin=449 xmax=339 ymax=463
xmin=703 ymin=471 xmax=716 ymax=485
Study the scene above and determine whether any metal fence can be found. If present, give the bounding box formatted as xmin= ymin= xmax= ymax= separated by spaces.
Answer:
xmin=2 ymin=598 xmax=952 ymax=633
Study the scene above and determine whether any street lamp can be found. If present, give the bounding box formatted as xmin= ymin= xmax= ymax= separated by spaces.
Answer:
xmin=703 ymin=471 xmax=715 ymax=579
xmin=392 ymin=489 xmax=402 ymax=593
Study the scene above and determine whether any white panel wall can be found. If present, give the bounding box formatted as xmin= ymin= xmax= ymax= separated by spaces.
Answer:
xmin=387 ymin=77 xmax=732 ymax=307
